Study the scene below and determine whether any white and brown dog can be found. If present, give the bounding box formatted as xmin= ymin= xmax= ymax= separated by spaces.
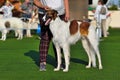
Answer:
xmin=45 ymin=10 xmax=103 ymax=72
xmin=0 ymin=17 xmax=23 ymax=41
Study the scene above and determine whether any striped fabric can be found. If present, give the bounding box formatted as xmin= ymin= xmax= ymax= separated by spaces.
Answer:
xmin=38 ymin=14 xmax=52 ymax=63
xmin=39 ymin=32 xmax=51 ymax=62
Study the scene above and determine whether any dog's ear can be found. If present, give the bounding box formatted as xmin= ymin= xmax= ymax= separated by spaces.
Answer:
xmin=53 ymin=10 xmax=58 ymax=20
xmin=53 ymin=10 xmax=58 ymax=14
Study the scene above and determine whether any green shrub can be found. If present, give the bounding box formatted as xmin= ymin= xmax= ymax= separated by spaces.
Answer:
xmin=108 ymin=5 xmax=118 ymax=10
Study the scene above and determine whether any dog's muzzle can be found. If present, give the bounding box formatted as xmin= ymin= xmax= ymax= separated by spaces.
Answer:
xmin=42 ymin=14 xmax=52 ymax=26
xmin=45 ymin=18 xmax=51 ymax=26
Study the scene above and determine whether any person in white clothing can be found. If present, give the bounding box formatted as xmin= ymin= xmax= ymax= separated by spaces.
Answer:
xmin=0 ymin=1 xmax=14 ymax=18
xmin=94 ymin=0 xmax=109 ymax=38
xmin=33 ymin=0 xmax=69 ymax=71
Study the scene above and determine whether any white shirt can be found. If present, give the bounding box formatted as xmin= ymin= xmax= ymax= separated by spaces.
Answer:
xmin=94 ymin=5 xmax=108 ymax=23
xmin=40 ymin=0 xmax=65 ymax=15
xmin=0 ymin=5 xmax=14 ymax=18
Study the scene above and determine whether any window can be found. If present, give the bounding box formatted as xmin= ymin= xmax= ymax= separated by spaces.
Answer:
xmin=89 ymin=0 xmax=92 ymax=4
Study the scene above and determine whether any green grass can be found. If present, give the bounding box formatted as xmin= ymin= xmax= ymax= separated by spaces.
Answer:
xmin=0 ymin=28 xmax=120 ymax=80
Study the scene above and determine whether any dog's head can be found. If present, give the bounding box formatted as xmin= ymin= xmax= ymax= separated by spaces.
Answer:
xmin=44 ymin=10 xmax=58 ymax=25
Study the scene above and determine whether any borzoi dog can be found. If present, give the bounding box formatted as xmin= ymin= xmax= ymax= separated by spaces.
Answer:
xmin=0 ymin=17 xmax=23 ymax=41
xmin=45 ymin=10 xmax=103 ymax=72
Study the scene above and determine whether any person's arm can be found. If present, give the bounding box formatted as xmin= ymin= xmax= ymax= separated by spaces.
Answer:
xmin=94 ymin=6 xmax=100 ymax=19
xmin=105 ymin=5 xmax=110 ymax=17
xmin=33 ymin=0 xmax=50 ymax=10
xmin=64 ymin=0 xmax=70 ymax=21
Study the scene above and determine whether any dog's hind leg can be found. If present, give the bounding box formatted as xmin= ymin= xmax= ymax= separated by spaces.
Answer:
xmin=54 ymin=44 xmax=62 ymax=71
xmin=0 ymin=30 xmax=7 ymax=41
xmin=81 ymin=39 xmax=92 ymax=68
xmin=62 ymin=44 xmax=70 ymax=72
xmin=90 ymin=40 xmax=103 ymax=69
xmin=93 ymin=45 xmax=103 ymax=69
xmin=89 ymin=47 xmax=96 ymax=68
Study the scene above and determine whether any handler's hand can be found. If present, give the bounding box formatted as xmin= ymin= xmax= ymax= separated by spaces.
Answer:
xmin=64 ymin=13 xmax=70 ymax=22
xmin=43 ymin=6 xmax=51 ymax=10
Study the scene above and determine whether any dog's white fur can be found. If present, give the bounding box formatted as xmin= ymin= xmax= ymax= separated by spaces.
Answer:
xmin=26 ymin=8 xmax=39 ymax=37
xmin=48 ymin=12 xmax=103 ymax=72
xmin=0 ymin=17 xmax=23 ymax=41
xmin=20 ymin=9 xmax=39 ymax=37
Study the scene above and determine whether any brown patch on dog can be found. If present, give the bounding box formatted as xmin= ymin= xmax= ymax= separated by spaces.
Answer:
xmin=69 ymin=20 xmax=78 ymax=35
xmin=5 ymin=21 xmax=10 ymax=28
xmin=80 ymin=22 xmax=90 ymax=36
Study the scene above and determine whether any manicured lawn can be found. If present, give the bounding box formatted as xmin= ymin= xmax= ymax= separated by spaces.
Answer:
xmin=0 ymin=28 xmax=120 ymax=80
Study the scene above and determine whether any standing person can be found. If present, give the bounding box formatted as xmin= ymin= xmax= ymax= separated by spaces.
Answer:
xmin=33 ymin=0 xmax=70 ymax=71
xmin=21 ymin=0 xmax=34 ymax=18
xmin=94 ymin=0 xmax=109 ymax=38
xmin=0 ymin=0 xmax=14 ymax=18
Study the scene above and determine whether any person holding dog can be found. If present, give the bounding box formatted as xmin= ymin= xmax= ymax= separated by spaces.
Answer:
xmin=33 ymin=0 xmax=70 ymax=71
xmin=21 ymin=0 xmax=34 ymax=18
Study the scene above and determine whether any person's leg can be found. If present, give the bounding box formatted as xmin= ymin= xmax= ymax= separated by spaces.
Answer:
xmin=101 ymin=19 xmax=104 ymax=37
xmin=101 ymin=19 xmax=107 ymax=37
xmin=39 ymin=32 xmax=51 ymax=71
xmin=102 ymin=19 xmax=107 ymax=37
xmin=38 ymin=14 xmax=51 ymax=71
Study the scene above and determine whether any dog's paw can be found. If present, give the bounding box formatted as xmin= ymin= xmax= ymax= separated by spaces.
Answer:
xmin=86 ymin=65 xmax=91 ymax=68
xmin=54 ymin=68 xmax=60 ymax=71
xmin=0 ymin=39 xmax=5 ymax=41
xmin=99 ymin=66 xmax=103 ymax=70
xmin=17 ymin=38 xmax=20 ymax=40
xmin=63 ymin=69 xmax=68 ymax=72
xmin=17 ymin=38 xmax=22 ymax=40
xmin=92 ymin=65 xmax=97 ymax=68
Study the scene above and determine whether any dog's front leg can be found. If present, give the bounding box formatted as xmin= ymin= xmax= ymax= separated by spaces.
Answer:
xmin=54 ymin=44 xmax=61 ymax=71
xmin=26 ymin=23 xmax=32 ymax=37
xmin=17 ymin=30 xmax=23 ymax=40
xmin=26 ymin=29 xmax=32 ymax=37
xmin=63 ymin=44 xmax=70 ymax=72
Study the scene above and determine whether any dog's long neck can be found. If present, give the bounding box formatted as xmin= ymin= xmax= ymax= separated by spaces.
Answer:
xmin=49 ymin=16 xmax=70 ymax=37
xmin=52 ymin=16 xmax=62 ymax=23
xmin=51 ymin=16 xmax=70 ymax=25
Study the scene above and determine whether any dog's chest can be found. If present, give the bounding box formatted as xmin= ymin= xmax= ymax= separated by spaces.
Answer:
xmin=50 ymin=19 xmax=70 ymax=38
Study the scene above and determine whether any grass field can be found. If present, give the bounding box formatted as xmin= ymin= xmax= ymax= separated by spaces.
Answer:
xmin=0 ymin=28 xmax=120 ymax=80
